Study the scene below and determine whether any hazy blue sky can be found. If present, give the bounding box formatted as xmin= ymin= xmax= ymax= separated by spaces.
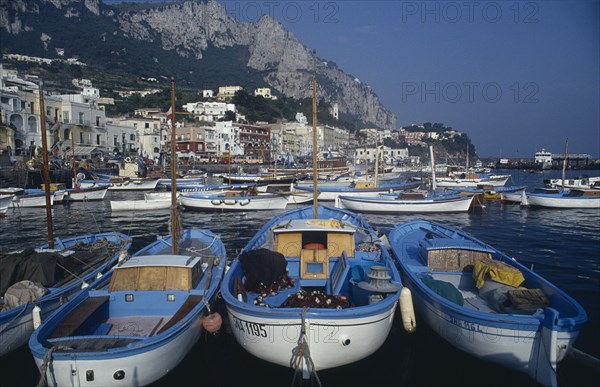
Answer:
xmin=108 ymin=1 xmax=599 ymax=158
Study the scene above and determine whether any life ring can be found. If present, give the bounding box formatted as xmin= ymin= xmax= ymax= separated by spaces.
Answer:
xmin=76 ymin=172 xmax=86 ymax=181
xmin=125 ymin=157 xmax=132 ymax=163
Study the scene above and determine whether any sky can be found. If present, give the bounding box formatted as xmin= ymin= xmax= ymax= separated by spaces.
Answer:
xmin=106 ymin=0 xmax=600 ymax=158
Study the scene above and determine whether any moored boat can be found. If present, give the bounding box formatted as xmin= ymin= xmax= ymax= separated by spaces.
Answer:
xmin=0 ymin=232 xmax=132 ymax=356
xmin=179 ymin=190 xmax=288 ymax=211
xmin=335 ymin=191 xmax=474 ymax=213
xmin=388 ymin=220 xmax=587 ymax=387
xmin=29 ymin=229 xmax=226 ymax=386
xmin=220 ymin=205 xmax=405 ymax=376
xmin=525 ymin=188 xmax=600 ymax=209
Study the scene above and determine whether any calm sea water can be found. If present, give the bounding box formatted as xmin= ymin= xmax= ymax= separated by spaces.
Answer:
xmin=1 ymin=169 xmax=598 ymax=386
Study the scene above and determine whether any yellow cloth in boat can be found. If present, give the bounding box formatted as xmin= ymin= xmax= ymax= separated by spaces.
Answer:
xmin=473 ymin=259 xmax=525 ymax=289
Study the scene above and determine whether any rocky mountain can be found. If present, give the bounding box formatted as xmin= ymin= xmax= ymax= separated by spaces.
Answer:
xmin=1 ymin=0 xmax=397 ymax=129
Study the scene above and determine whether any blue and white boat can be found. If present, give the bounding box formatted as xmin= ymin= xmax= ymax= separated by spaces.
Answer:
xmin=221 ymin=205 xmax=407 ymax=377
xmin=388 ymin=220 xmax=588 ymax=387
xmin=293 ymin=179 xmax=420 ymax=201
xmin=179 ymin=190 xmax=289 ymax=211
xmin=335 ymin=191 xmax=474 ymax=213
xmin=29 ymin=229 xmax=227 ymax=386
xmin=0 ymin=232 xmax=132 ymax=356
xmin=524 ymin=188 xmax=600 ymax=209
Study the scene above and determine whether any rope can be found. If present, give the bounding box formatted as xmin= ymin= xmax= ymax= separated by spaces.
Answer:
xmin=0 ymin=302 xmax=30 ymax=334
xmin=290 ymin=308 xmax=322 ymax=387
xmin=36 ymin=345 xmax=72 ymax=387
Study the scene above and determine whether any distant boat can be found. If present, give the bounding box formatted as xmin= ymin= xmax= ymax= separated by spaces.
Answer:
xmin=62 ymin=185 xmax=109 ymax=202
xmin=29 ymin=229 xmax=226 ymax=386
xmin=1 ymin=194 xmax=13 ymax=215
xmin=293 ymin=179 xmax=420 ymax=201
xmin=546 ymin=176 xmax=600 ymax=190
xmin=525 ymin=188 xmax=600 ymax=209
xmin=335 ymin=191 xmax=474 ymax=213
xmin=179 ymin=190 xmax=289 ymax=211
xmin=446 ymin=185 xmax=526 ymax=200
xmin=388 ymin=219 xmax=587 ymax=387
xmin=434 ymin=173 xmax=510 ymax=188
xmin=0 ymin=232 xmax=132 ymax=356
xmin=80 ymin=177 xmax=160 ymax=191
xmin=110 ymin=196 xmax=171 ymax=211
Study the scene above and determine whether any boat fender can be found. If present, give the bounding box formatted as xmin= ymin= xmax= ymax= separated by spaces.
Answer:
xmin=239 ymin=199 xmax=251 ymax=206
xmin=202 ymin=312 xmax=223 ymax=334
xmin=81 ymin=282 xmax=89 ymax=289
xmin=400 ymin=287 xmax=417 ymax=333
xmin=211 ymin=200 xmax=223 ymax=205
xmin=32 ymin=305 xmax=42 ymax=329
xmin=224 ymin=199 xmax=237 ymax=205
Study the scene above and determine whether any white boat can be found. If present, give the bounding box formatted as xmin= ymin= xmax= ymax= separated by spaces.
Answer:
xmin=80 ymin=177 xmax=160 ymax=191
xmin=388 ymin=220 xmax=588 ymax=387
xmin=434 ymin=173 xmax=510 ymax=188
xmin=293 ymin=179 xmax=421 ymax=201
xmin=179 ymin=191 xmax=288 ymax=211
xmin=0 ymin=233 xmax=132 ymax=356
xmin=29 ymin=229 xmax=226 ymax=386
xmin=220 ymin=205 xmax=406 ymax=376
xmin=9 ymin=190 xmax=54 ymax=208
xmin=547 ymin=176 xmax=600 ymax=190
xmin=0 ymin=194 xmax=13 ymax=215
xmin=110 ymin=197 xmax=172 ymax=211
xmin=335 ymin=191 xmax=474 ymax=213
xmin=525 ymin=188 xmax=600 ymax=209
xmin=63 ymin=185 xmax=109 ymax=202
xmin=500 ymin=190 xmax=526 ymax=204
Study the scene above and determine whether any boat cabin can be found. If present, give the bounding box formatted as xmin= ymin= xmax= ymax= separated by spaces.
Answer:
xmin=273 ymin=219 xmax=355 ymax=286
xmin=419 ymin=238 xmax=495 ymax=272
xmin=109 ymin=255 xmax=205 ymax=292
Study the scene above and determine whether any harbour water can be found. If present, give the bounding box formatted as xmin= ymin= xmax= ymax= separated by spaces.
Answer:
xmin=1 ymin=169 xmax=598 ymax=386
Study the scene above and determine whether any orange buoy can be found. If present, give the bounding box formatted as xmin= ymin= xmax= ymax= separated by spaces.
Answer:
xmin=202 ymin=312 xmax=223 ymax=334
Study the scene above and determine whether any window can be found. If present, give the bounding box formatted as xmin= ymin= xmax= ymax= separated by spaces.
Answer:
xmin=96 ymin=134 xmax=101 ymax=145
xmin=130 ymin=134 xmax=135 ymax=141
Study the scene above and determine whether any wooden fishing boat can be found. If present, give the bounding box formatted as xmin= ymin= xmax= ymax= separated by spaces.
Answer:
xmin=524 ymin=188 xmax=600 ymax=209
xmin=179 ymin=190 xmax=289 ymax=211
xmin=293 ymin=179 xmax=420 ymax=201
xmin=29 ymin=229 xmax=226 ymax=386
xmin=0 ymin=232 xmax=132 ymax=356
xmin=388 ymin=220 xmax=587 ymax=387
xmin=220 ymin=205 xmax=406 ymax=377
xmin=335 ymin=191 xmax=474 ymax=213
xmin=0 ymin=194 xmax=13 ymax=215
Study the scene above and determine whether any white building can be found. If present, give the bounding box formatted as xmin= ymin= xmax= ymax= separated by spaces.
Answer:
xmin=182 ymin=101 xmax=236 ymax=122
xmin=202 ymin=89 xmax=214 ymax=98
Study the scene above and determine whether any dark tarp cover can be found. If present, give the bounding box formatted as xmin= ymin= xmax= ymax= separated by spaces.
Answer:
xmin=1 ymin=249 xmax=65 ymax=295
xmin=239 ymin=248 xmax=287 ymax=293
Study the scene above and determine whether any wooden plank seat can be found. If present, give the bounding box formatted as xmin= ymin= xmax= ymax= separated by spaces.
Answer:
xmin=327 ymin=252 xmax=350 ymax=295
xmin=50 ymin=296 xmax=109 ymax=338
xmin=155 ymin=295 xmax=202 ymax=335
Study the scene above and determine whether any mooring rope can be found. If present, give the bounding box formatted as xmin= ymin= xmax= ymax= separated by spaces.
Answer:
xmin=290 ymin=308 xmax=322 ymax=387
xmin=36 ymin=345 xmax=71 ymax=387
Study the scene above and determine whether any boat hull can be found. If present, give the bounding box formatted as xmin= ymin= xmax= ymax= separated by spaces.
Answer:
xmin=388 ymin=220 xmax=587 ymax=386
xmin=526 ymin=194 xmax=600 ymax=208
xmin=179 ymin=193 xmax=288 ymax=211
xmin=110 ymin=198 xmax=171 ymax=211
xmin=226 ymin=304 xmax=397 ymax=371
xmin=0 ymin=233 xmax=131 ymax=356
xmin=336 ymin=194 xmax=473 ymax=213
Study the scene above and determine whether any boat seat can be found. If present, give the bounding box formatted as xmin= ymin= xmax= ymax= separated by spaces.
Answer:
xmin=327 ymin=252 xmax=350 ymax=295
xmin=50 ymin=296 xmax=109 ymax=338
xmin=155 ymin=295 xmax=202 ymax=335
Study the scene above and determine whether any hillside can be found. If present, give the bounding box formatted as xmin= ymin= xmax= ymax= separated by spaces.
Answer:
xmin=0 ymin=0 xmax=397 ymax=130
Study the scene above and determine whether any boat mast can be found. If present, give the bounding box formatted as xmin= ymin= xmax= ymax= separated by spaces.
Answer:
xmin=374 ymin=143 xmax=380 ymax=187
xmin=39 ymin=82 xmax=54 ymax=248
xmin=311 ymin=50 xmax=318 ymax=219
xmin=170 ymin=78 xmax=179 ymax=253
xmin=429 ymin=145 xmax=437 ymax=194
xmin=71 ymin=131 xmax=77 ymax=187
xmin=561 ymin=139 xmax=568 ymax=192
